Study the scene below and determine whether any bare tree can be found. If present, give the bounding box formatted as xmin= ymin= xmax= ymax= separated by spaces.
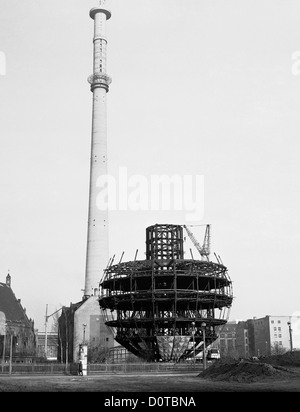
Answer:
xmin=50 ymin=310 xmax=60 ymax=333
xmin=271 ymin=343 xmax=287 ymax=356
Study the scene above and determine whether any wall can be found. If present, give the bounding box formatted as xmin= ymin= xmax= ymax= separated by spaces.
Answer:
xmin=73 ymin=296 xmax=114 ymax=363
xmin=268 ymin=316 xmax=298 ymax=353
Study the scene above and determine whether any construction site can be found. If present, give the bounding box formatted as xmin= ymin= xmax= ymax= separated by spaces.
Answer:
xmin=2 ymin=2 xmax=300 ymax=395
xmin=53 ymin=1 xmax=233 ymax=367
xmin=0 ymin=1 xmax=233 ymax=372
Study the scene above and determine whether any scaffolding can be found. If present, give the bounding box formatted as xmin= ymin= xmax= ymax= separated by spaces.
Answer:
xmin=99 ymin=224 xmax=233 ymax=362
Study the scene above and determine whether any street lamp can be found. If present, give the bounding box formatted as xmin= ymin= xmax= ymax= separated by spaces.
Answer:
xmin=191 ymin=321 xmax=196 ymax=365
xmin=201 ymin=322 xmax=207 ymax=370
xmin=83 ymin=324 xmax=87 ymax=344
xmin=287 ymin=322 xmax=293 ymax=352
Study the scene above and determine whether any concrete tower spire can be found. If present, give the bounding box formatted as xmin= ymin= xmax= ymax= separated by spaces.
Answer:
xmin=84 ymin=2 xmax=112 ymax=298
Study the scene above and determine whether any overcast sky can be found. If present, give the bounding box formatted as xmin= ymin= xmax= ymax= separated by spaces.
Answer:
xmin=1 ymin=0 xmax=300 ymax=332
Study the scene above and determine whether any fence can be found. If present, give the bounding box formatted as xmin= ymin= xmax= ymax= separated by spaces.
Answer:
xmin=0 ymin=363 xmax=68 ymax=375
xmin=0 ymin=361 xmax=199 ymax=375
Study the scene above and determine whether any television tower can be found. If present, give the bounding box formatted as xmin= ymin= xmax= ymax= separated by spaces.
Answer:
xmin=84 ymin=0 xmax=112 ymax=298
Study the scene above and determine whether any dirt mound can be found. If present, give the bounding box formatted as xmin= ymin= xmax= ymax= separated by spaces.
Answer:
xmin=199 ymin=360 xmax=292 ymax=383
xmin=263 ymin=351 xmax=300 ymax=367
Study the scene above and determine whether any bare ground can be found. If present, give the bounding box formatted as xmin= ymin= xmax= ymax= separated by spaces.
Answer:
xmin=0 ymin=368 xmax=299 ymax=392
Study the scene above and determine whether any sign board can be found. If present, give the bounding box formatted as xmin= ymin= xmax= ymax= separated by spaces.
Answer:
xmin=0 ymin=311 xmax=6 ymax=335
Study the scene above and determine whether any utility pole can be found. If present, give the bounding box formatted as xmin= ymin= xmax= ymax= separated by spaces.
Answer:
xmin=191 ymin=321 xmax=196 ymax=365
xmin=9 ymin=333 xmax=13 ymax=375
xmin=287 ymin=321 xmax=293 ymax=352
xmin=64 ymin=308 xmax=69 ymax=373
xmin=44 ymin=305 xmax=62 ymax=360
xmin=201 ymin=322 xmax=207 ymax=370
xmin=44 ymin=304 xmax=48 ymax=359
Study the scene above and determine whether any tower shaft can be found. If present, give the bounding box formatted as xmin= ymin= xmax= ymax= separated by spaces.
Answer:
xmin=84 ymin=4 xmax=112 ymax=298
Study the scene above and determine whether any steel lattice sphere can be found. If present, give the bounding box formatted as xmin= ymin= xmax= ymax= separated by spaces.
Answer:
xmin=99 ymin=224 xmax=233 ymax=362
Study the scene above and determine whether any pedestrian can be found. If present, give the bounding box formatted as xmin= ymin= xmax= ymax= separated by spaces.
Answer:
xmin=78 ymin=360 xmax=83 ymax=376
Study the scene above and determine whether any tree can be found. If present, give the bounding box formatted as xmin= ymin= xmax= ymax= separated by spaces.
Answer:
xmin=271 ymin=343 xmax=287 ymax=356
xmin=50 ymin=307 xmax=62 ymax=333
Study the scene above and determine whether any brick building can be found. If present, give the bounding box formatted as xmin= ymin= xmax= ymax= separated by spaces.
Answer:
xmin=0 ymin=274 xmax=36 ymax=362
xmin=211 ymin=321 xmax=238 ymax=358
xmin=235 ymin=320 xmax=255 ymax=358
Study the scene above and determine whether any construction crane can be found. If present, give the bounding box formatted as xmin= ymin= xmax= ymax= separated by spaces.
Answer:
xmin=183 ymin=224 xmax=211 ymax=261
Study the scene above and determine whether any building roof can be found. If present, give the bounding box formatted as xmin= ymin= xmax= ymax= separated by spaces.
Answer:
xmin=219 ymin=322 xmax=238 ymax=333
xmin=0 ymin=282 xmax=31 ymax=327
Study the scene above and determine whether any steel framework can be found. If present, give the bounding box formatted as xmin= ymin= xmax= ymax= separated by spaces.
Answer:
xmin=99 ymin=224 xmax=233 ymax=362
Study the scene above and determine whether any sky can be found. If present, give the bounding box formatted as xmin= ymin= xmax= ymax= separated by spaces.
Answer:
xmin=0 ymin=0 xmax=300 ymax=332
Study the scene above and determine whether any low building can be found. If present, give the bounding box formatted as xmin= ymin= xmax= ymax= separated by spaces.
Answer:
xmin=35 ymin=331 xmax=58 ymax=360
xmin=0 ymin=274 xmax=36 ymax=362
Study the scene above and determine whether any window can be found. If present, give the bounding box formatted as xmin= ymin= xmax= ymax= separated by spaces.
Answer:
xmin=278 ymin=327 xmax=281 ymax=331
xmin=274 ymin=327 xmax=277 ymax=331
xmin=278 ymin=320 xmax=281 ymax=324
xmin=279 ymin=341 xmax=282 ymax=345
xmin=271 ymin=320 xmax=274 ymax=324
xmin=279 ymin=334 xmax=282 ymax=338
xmin=274 ymin=334 xmax=277 ymax=338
